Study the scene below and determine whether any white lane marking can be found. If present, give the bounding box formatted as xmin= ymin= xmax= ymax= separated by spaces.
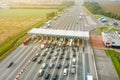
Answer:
xmin=58 ymin=48 xmax=68 ymax=80
xmin=49 ymin=47 xmax=62 ymax=80
xmin=75 ymin=47 xmax=79 ymax=80
xmin=23 ymin=47 xmax=43 ymax=80
xmin=0 ymin=47 xmax=21 ymax=67
xmin=5 ymin=47 xmax=36 ymax=80
xmin=0 ymin=46 xmax=29 ymax=78
xmin=67 ymin=47 xmax=72 ymax=80
xmin=33 ymin=48 xmax=51 ymax=80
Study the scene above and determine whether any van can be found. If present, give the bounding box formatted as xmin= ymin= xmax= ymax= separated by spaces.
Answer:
xmin=63 ymin=69 xmax=68 ymax=76
xmin=72 ymin=58 xmax=76 ymax=65
xmin=38 ymin=69 xmax=44 ymax=77
xmin=71 ymin=67 xmax=76 ymax=74
xmin=41 ymin=63 xmax=47 ymax=69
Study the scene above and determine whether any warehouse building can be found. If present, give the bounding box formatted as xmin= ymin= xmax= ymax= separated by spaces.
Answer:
xmin=102 ymin=32 xmax=120 ymax=48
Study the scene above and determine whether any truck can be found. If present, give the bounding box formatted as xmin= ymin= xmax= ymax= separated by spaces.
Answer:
xmin=23 ymin=37 xmax=31 ymax=45
xmin=71 ymin=67 xmax=76 ymax=74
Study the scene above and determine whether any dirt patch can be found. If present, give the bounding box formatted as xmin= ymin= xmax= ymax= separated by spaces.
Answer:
xmin=90 ymin=35 xmax=106 ymax=50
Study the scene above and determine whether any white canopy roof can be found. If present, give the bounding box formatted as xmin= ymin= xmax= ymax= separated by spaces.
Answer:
xmin=28 ymin=28 xmax=89 ymax=39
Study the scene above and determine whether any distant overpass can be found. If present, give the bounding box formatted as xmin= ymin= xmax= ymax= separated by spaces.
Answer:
xmin=28 ymin=28 xmax=89 ymax=39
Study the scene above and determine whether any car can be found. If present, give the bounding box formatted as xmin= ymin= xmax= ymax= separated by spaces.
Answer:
xmin=57 ymin=64 xmax=61 ymax=69
xmin=64 ymin=63 xmax=69 ymax=68
xmin=52 ymin=74 xmax=58 ymax=80
xmin=66 ymin=56 xmax=69 ymax=60
xmin=37 ymin=59 xmax=42 ymax=64
xmin=36 ymin=54 xmax=40 ymax=57
xmin=50 ymin=50 xmax=53 ymax=53
xmin=42 ymin=53 xmax=46 ymax=56
xmin=72 ymin=58 xmax=76 ymax=65
xmin=44 ymin=73 xmax=50 ymax=79
xmin=47 ymin=55 xmax=51 ymax=59
xmin=61 ymin=52 xmax=64 ymax=55
xmin=49 ymin=63 xmax=54 ymax=69
xmin=59 ymin=55 xmax=63 ymax=59
xmin=54 ymin=52 xmax=58 ymax=56
xmin=53 ymin=57 xmax=57 ymax=61
xmin=7 ymin=62 xmax=13 ymax=68
xmin=73 ymin=53 xmax=76 ymax=57
xmin=38 ymin=69 xmax=44 ymax=77
xmin=63 ymin=69 xmax=68 ymax=76
xmin=32 ymin=57 xmax=37 ymax=62
xmin=41 ymin=63 xmax=47 ymax=69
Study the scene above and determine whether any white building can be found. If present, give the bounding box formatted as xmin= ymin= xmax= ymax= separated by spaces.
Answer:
xmin=102 ymin=32 xmax=120 ymax=48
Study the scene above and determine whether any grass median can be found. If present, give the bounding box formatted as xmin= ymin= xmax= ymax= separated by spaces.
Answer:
xmin=105 ymin=50 xmax=120 ymax=79
xmin=0 ymin=20 xmax=45 ymax=61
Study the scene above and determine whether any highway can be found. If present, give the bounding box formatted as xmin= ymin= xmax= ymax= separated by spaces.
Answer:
xmin=0 ymin=0 xmax=97 ymax=80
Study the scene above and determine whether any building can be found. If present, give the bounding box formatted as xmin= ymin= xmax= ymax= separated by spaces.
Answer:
xmin=102 ymin=32 xmax=120 ymax=48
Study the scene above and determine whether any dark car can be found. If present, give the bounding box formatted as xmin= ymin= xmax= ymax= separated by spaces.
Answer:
xmin=57 ymin=64 xmax=61 ymax=69
xmin=44 ymin=73 xmax=50 ymax=79
xmin=47 ymin=55 xmax=51 ymax=59
xmin=64 ymin=63 xmax=69 ymax=68
xmin=73 ymin=53 xmax=76 ymax=57
xmin=52 ymin=74 xmax=58 ymax=80
xmin=7 ymin=62 xmax=13 ymax=68
xmin=59 ymin=55 xmax=63 ymax=59
xmin=42 ymin=53 xmax=46 ymax=56
xmin=61 ymin=52 xmax=64 ymax=55
xmin=33 ymin=57 xmax=37 ymax=62
xmin=66 ymin=56 xmax=69 ymax=60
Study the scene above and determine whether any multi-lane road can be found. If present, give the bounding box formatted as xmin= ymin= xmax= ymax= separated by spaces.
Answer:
xmin=0 ymin=1 xmax=97 ymax=80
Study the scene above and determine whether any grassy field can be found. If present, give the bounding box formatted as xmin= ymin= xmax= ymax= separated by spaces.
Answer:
xmin=105 ymin=50 xmax=120 ymax=79
xmin=0 ymin=9 xmax=57 ymax=45
xmin=98 ymin=1 xmax=120 ymax=14
xmin=0 ymin=8 xmax=58 ymax=61
xmin=97 ymin=27 xmax=117 ymax=35
xmin=0 ymin=9 xmax=57 ymax=16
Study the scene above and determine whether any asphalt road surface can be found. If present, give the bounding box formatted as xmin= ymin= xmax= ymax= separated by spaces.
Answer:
xmin=0 ymin=1 xmax=97 ymax=80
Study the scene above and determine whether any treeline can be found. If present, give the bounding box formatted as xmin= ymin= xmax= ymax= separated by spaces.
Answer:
xmin=84 ymin=2 xmax=120 ymax=20
xmin=62 ymin=1 xmax=75 ymax=7
xmin=47 ymin=11 xmax=57 ymax=19
xmin=47 ymin=1 xmax=74 ymax=19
